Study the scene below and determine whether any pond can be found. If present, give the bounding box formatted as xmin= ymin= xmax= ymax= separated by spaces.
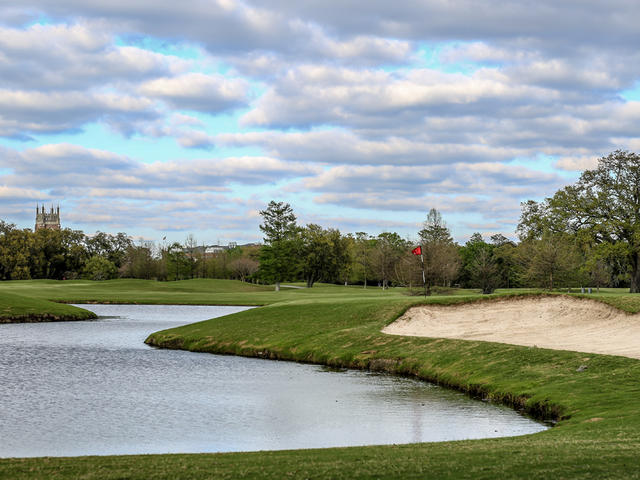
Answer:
xmin=0 ymin=304 xmax=547 ymax=458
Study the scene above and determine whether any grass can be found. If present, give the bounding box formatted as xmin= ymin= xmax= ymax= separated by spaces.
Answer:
xmin=1 ymin=279 xmax=640 ymax=478
xmin=0 ymin=291 xmax=96 ymax=322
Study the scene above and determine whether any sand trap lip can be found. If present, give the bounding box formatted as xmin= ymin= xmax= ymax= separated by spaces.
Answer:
xmin=382 ymin=296 xmax=640 ymax=359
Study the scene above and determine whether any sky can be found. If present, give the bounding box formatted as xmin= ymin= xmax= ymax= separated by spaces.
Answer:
xmin=1 ymin=1 xmax=640 ymax=246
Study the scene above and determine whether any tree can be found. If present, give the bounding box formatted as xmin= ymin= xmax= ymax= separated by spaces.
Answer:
xmin=519 ymin=150 xmax=640 ymax=292
xmin=229 ymin=257 xmax=259 ymax=282
xmin=85 ymin=232 xmax=132 ymax=269
xmin=183 ymin=234 xmax=199 ymax=279
xmin=518 ymin=231 xmax=581 ymax=290
xmin=461 ymin=233 xmax=500 ymax=294
xmin=121 ymin=241 xmax=157 ymax=279
xmin=491 ymin=236 xmax=520 ymax=289
xmin=371 ymin=232 xmax=406 ymax=289
xmin=470 ymin=247 xmax=499 ymax=294
xmin=258 ymin=201 xmax=300 ymax=291
xmin=353 ymin=232 xmax=374 ymax=288
xmin=83 ymin=255 xmax=118 ymax=281
xmin=165 ymin=242 xmax=190 ymax=281
xmin=458 ymin=232 xmax=488 ymax=287
xmin=418 ymin=209 xmax=460 ymax=295
xmin=299 ymin=225 xmax=350 ymax=288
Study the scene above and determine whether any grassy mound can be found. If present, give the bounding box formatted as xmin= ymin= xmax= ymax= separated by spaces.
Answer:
xmin=0 ymin=291 xmax=96 ymax=323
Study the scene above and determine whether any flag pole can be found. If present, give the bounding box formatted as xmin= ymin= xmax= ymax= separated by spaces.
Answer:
xmin=420 ymin=249 xmax=426 ymax=297
xmin=412 ymin=245 xmax=426 ymax=297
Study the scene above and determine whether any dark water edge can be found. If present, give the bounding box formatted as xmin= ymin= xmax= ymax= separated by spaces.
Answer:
xmin=0 ymin=304 xmax=547 ymax=458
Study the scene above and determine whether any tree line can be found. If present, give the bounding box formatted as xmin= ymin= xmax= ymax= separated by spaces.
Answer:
xmin=1 ymin=150 xmax=638 ymax=292
xmin=0 ymin=225 xmax=260 ymax=282
xmin=257 ymin=151 xmax=640 ymax=293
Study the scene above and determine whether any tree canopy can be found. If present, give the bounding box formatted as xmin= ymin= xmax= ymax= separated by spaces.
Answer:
xmin=518 ymin=150 xmax=640 ymax=292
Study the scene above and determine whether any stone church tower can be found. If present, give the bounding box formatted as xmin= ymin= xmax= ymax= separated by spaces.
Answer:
xmin=35 ymin=205 xmax=61 ymax=231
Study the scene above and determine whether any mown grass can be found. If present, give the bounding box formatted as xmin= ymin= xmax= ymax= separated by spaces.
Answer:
xmin=1 ymin=279 xmax=640 ymax=479
xmin=0 ymin=291 xmax=96 ymax=322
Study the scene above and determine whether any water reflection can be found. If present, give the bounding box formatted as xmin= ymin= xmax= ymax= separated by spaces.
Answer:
xmin=0 ymin=304 xmax=546 ymax=458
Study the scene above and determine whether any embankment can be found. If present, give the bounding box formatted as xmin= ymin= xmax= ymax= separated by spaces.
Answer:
xmin=0 ymin=291 xmax=97 ymax=323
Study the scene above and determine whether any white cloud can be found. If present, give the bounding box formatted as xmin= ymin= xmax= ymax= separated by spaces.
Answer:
xmin=554 ymin=156 xmax=599 ymax=171
xmin=139 ymin=73 xmax=249 ymax=113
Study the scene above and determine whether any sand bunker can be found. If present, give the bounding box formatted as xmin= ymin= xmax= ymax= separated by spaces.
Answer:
xmin=382 ymin=296 xmax=640 ymax=359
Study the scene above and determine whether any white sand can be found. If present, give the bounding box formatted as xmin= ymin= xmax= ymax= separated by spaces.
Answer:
xmin=382 ymin=296 xmax=640 ymax=359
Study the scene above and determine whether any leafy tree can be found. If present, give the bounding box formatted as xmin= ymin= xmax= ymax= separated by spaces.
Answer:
xmin=518 ymin=150 xmax=640 ymax=292
xmin=83 ymin=255 xmax=118 ymax=281
xmin=121 ymin=241 xmax=157 ymax=279
xmin=258 ymin=201 xmax=300 ymax=291
xmin=165 ymin=242 xmax=190 ymax=281
xmin=183 ymin=234 xmax=199 ymax=279
xmin=492 ymin=237 xmax=520 ymax=288
xmin=518 ymin=231 xmax=581 ymax=290
xmin=458 ymin=232 xmax=488 ymax=287
xmin=85 ymin=231 xmax=131 ymax=268
xmin=461 ymin=233 xmax=499 ymax=294
xmin=470 ymin=247 xmax=499 ymax=294
xmin=0 ymin=222 xmax=28 ymax=280
xmin=299 ymin=224 xmax=350 ymax=288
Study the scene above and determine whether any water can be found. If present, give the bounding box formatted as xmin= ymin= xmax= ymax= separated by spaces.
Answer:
xmin=0 ymin=304 xmax=547 ymax=458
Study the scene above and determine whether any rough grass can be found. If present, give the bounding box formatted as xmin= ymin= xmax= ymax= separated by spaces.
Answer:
xmin=1 ymin=280 xmax=640 ymax=479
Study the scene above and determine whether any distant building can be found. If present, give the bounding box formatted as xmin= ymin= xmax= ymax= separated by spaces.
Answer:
xmin=35 ymin=205 xmax=61 ymax=231
xmin=184 ymin=242 xmax=258 ymax=259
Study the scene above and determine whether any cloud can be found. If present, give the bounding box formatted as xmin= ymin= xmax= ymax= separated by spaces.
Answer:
xmin=139 ymin=73 xmax=249 ymax=113
xmin=177 ymin=130 xmax=216 ymax=149
xmin=0 ymin=185 xmax=47 ymax=200
xmin=1 ymin=144 xmax=319 ymax=191
xmin=239 ymin=65 xmax=563 ymax=131
xmin=301 ymin=162 xmax=560 ymax=197
xmin=0 ymin=88 xmax=158 ymax=138
xmin=0 ymin=23 xmax=188 ymax=90
xmin=0 ymin=143 xmax=320 ymax=238
xmin=219 ymin=129 xmax=529 ymax=165
xmin=554 ymin=156 xmax=599 ymax=171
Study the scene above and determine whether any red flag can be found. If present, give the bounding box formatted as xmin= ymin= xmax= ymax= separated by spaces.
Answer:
xmin=412 ymin=246 xmax=422 ymax=255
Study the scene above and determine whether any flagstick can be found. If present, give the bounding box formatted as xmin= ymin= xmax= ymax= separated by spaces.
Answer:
xmin=420 ymin=251 xmax=426 ymax=297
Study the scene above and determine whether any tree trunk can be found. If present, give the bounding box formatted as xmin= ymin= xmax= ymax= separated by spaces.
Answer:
xmin=630 ymin=252 xmax=640 ymax=293
xmin=275 ymin=281 xmax=280 ymax=292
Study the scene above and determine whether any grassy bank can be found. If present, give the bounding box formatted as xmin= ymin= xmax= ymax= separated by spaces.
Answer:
xmin=0 ymin=291 xmax=96 ymax=323
xmin=1 ymin=280 xmax=640 ymax=478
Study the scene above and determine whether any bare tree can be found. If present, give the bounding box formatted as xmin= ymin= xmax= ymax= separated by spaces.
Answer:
xmin=229 ymin=257 xmax=259 ymax=282
xmin=418 ymin=209 xmax=460 ymax=294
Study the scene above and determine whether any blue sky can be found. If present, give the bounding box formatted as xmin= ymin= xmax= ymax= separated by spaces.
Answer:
xmin=2 ymin=1 xmax=640 ymax=245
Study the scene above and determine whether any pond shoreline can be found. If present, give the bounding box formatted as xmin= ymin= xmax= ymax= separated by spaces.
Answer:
xmin=145 ymin=332 xmax=563 ymax=424
xmin=0 ymin=303 xmax=544 ymax=459
xmin=0 ymin=311 xmax=97 ymax=323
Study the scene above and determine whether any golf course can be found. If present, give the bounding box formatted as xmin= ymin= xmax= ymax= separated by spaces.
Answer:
xmin=1 ymin=279 xmax=640 ymax=479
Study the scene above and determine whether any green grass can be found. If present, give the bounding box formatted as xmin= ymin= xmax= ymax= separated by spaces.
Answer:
xmin=0 ymin=291 xmax=96 ymax=322
xmin=1 ymin=279 xmax=640 ymax=478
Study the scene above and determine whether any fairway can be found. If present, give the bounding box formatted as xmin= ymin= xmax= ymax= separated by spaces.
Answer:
xmin=1 ymin=279 xmax=640 ymax=479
